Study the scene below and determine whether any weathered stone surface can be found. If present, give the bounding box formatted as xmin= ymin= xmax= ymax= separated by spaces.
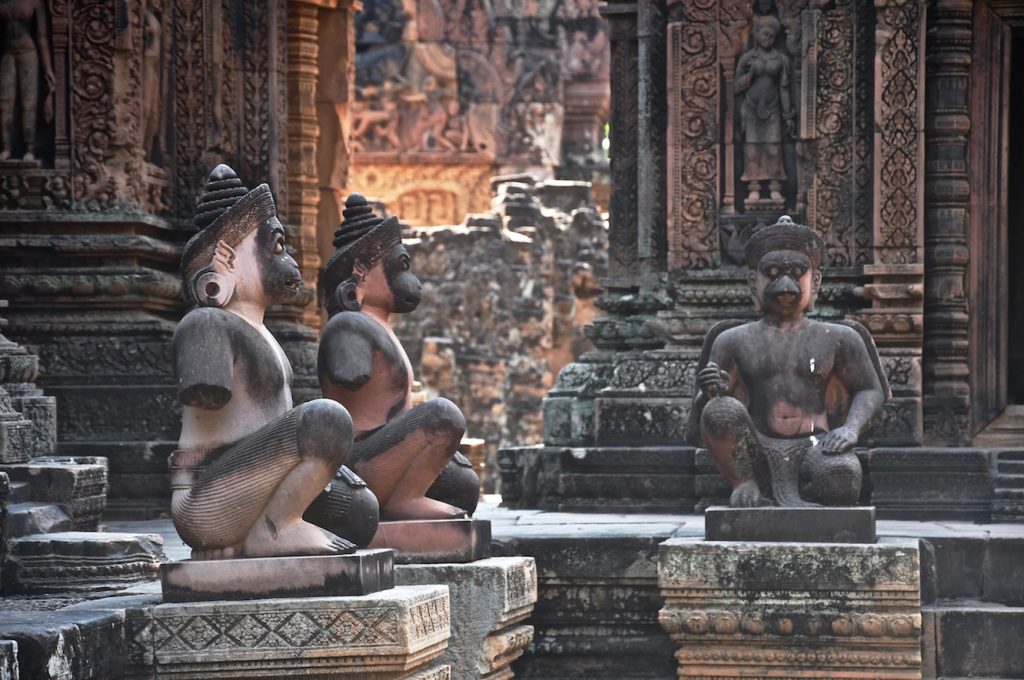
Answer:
xmin=869 ymin=448 xmax=993 ymax=521
xmin=704 ymin=506 xmax=877 ymax=543
xmin=395 ymin=557 xmax=537 ymax=680
xmin=1 ymin=457 xmax=109 ymax=531
xmin=0 ymin=608 xmax=125 ymax=680
xmin=135 ymin=585 xmax=451 ymax=679
xmin=658 ymin=538 xmax=922 ymax=680
xmin=931 ymin=603 xmax=1024 ymax=678
xmin=3 ymin=502 xmax=71 ymax=539
xmin=492 ymin=520 xmax=679 ymax=679
xmin=0 ymin=640 xmax=15 ymax=680
xmin=5 ymin=532 xmax=164 ymax=595
xmin=992 ymin=449 xmax=1024 ymax=522
xmin=159 ymin=549 xmax=395 ymax=603
xmin=371 ymin=519 xmax=492 ymax=564
xmin=499 ymin=445 xmax=696 ymax=513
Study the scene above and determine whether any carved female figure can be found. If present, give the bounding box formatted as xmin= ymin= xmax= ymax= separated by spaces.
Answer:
xmin=735 ymin=15 xmax=794 ymax=206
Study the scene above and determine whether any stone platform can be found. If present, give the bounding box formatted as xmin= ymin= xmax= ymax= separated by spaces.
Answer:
xmin=91 ymin=508 xmax=1024 ymax=680
xmin=395 ymin=557 xmax=537 ymax=680
xmin=704 ymin=506 xmax=877 ymax=543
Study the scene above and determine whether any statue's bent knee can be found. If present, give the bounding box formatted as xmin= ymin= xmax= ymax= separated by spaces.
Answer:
xmin=297 ymin=399 xmax=354 ymax=466
xmin=427 ymin=453 xmax=480 ymax=515
xmin=424 ymin=398 xmax=467 ymax=437
xmin=801 ymin=449 xmax=862 ymax=506
xmin=701 ymin=395 xmax=752 ymax=441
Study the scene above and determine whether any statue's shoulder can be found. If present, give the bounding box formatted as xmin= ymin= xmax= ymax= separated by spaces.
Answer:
xmin=324 ymin=311 xmax=380 ymax=337
xmin=173 ymin=306 xmax=245 ymax=343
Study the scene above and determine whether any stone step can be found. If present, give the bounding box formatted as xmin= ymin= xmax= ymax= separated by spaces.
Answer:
xmin=0 ymin=607 xmax=126 ymax=679
xmin=993 ymin=487 xmax=1024 ymax=499
xmin=996 ymin=459 xmax=1024 ymax=474
xmin=0 ymin=458 xmax=107 ymax=531
xmin=994 ymin=472 xmax=1024 ymax=489
xmin=3 ymin=503 xmax=72 ymax=539
xmin=4 ymin=531 xmax=165 ymax=595
xmin=925 ymin=601 xmax=1024 ymax=679
xmin=924 ymin=534 xmax=1024 ymax=606
xmin=9 ymin=480 xmax=30 ymax=503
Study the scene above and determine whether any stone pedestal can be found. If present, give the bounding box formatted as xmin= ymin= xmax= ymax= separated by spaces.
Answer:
xmin=370 ymin=519 xmax=492 ymax=564
xmin=127 ymin=584 xmax=452 ymax=679
xmin=159 ymin=549 xmax=394 ymax=602
xmin=705 ymin=507 xmax=877 ymax=543
xmin=658 ymin=538 xmax=922 ymax=679
xmin=395 ymin=557 xmax=537 ymax=680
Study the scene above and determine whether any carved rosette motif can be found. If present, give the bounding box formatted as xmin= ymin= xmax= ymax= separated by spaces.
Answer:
xmin=666 ymin=0 xmax=719 ymax=271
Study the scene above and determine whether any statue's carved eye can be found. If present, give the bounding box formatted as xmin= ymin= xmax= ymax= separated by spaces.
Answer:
xmin=769 ymin=267 xmax=779 ymax=279
xmin=401 ymin=255 xmax=410 ymax=271
xmin=274 ymin=237 xmax=285 ymax=254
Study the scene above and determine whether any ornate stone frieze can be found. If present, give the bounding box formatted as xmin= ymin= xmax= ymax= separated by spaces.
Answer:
xmin=659 ymin=539 xmax=923 ymax=680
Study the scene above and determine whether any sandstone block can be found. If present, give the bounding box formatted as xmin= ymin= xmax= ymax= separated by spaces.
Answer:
xmin=396 ymin=557 xmax=537 ymax=680
xmin=371 ymin=519 xmax=491 ymax=564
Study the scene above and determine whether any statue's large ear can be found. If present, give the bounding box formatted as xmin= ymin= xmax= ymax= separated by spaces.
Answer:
xmin=213 ymin=240 xmax=236 ymax=274
xmin=335 ymin=279 xmax=361 ymax=312
xmin=747 ymin=269 xmax=762 ymax=313
xmin=807 ymin=269 xmax=823 ymax=312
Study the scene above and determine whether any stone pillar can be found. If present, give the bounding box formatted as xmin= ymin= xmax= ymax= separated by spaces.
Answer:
xmin=855 ymin=0 xmax=927 ymax=447
xmin=921 ymin=0 xmax=973 ymax=446
xmin=659 ymin=538 xmax=923 ymax=679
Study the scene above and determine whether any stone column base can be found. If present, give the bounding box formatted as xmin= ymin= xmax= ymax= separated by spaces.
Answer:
xmin=395 ymin=557 xmax=537 ymax=680
xmin=658 ymin=538 xmax=922 ymax=679
xmin=126 ymin=584 xmax=451 ymax=679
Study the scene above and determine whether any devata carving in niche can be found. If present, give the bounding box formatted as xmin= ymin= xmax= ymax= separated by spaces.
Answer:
xmin=142 ymin=3 xmax=167 ymax=163
xmin=317 ymin=194 xmax=480 ymax=520
xmin=687 ymin=217 xmax=890 ymax=507
xmin=735 ymin=14 xmax=794 ymax=207
xmin=169 ymin=165 xmax=378 ymax=559
xmin=0 ymin=0 xmax=53 ymax=162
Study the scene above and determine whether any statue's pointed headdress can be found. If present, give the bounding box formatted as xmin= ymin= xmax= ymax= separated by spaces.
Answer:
xmin=319 ymin=193 xmax=402 ymax=309
xmin=743 ymin=215 xmax=826 ymax=269
xmin=181 ymin=164 xmax=277 ymax=290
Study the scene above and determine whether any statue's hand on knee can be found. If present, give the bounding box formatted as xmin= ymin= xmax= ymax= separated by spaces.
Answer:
xmin=819 ymin=425 xmax=858 ymax=454
xmin=699 ymin=362 xmax=730 ymax=399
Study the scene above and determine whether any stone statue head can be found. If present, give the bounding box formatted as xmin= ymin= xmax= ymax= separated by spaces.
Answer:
xmin=752 ymin=15 xmax=781 ymax=49
xmin=181 ymin=164 xmax=300 ymax=309
xmin=320 ymin=194 xmax=422 ymax=315
xmin=743 ymin=215 xmax=826 ymax=315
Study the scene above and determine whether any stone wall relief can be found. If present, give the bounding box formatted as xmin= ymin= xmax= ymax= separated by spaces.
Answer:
xmin=141 ymin=0 xmax=168 ymax=167
xmin=0 ymin=0 xmax=54 ymax=164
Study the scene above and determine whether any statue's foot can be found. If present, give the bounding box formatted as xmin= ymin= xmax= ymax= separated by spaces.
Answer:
xmin=22 ymin=151 xmax=35 ymax=162
xmin=382 ymin=496 xmax=466 ymax=521
xmin=0 ymin=149 xmax=9 ymax=161
xmin=243 ymin=517 xmax=356 ymax=558
xmin=770 ymin=190 xmax=784 ymax=203
xmin=729 ymin=479 xmax=765 ymax=508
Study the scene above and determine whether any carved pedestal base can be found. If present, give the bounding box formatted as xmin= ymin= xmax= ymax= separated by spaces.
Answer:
xmin=5 ymin=531 xmax=164 ymax=595
xmin=395 ymin=557 xmax=537 ymax=680
xmin=658 ymin=538 xmax=922 ymax=679
xmin=370 ymin=519 xmax=492 ymax=564
xmin=128 ymin=585 xmax=451 ymax=679
xmin=159 ymin=549 xmax=395 ymax=603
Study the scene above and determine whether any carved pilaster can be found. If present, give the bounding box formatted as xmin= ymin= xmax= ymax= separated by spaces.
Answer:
xmin=286 ymin=1 xmax=323 ymax=329
xmin=665 ymin=1 xmax=718 ymax=272
xmin=855 ymin=0 xmax=926 ymax=446
xmin=921 ymin=0 xmax=972 ymax=446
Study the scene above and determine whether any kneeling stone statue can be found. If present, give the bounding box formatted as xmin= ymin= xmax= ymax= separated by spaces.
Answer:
xmin=169 ymin=165 xmax=378 ymax=559
xmin=687 ymin=216 xmax=890 ymax=508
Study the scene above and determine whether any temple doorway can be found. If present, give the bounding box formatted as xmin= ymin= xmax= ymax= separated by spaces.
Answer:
xmin=971 ymin=15 xmax=1022 ymax=444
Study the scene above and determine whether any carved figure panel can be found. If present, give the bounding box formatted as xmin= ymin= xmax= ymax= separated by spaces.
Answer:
xmin=0 ymin=0 xmax=54 ymax=163
xmin=349 ymin=162 xmax=492 ymax=226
